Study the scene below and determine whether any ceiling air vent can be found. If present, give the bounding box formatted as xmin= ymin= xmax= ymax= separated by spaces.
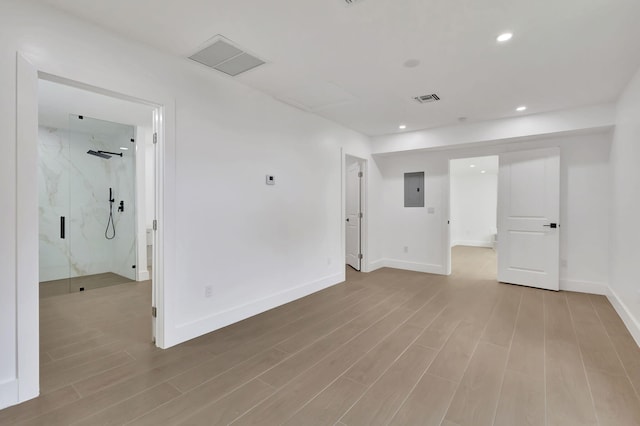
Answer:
xmin=189 ymin=36 xmax=265 ymax=76
xmin=413 ymin=93 xmax=440 ymax=104
xmin=343 ymin=0 xmax=365 ymax=5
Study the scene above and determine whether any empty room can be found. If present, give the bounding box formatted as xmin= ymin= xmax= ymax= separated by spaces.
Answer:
xmin=1 ymin=0 xmax=640 ymax=425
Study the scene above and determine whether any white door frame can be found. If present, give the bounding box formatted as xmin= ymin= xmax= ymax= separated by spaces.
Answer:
xmin=341 ymin=150 xmax=369 ymax=273
xmin=15 ymin=53 xmax=173 ymax=403
xmin=345 ymin=159 xmax=363 ymax=270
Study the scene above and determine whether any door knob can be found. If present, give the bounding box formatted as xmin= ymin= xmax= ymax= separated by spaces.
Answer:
xmin=346 ymin=218 xmax=350 ymax=222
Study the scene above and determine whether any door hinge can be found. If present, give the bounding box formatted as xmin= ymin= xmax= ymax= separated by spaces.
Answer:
xmin=151 ymin=306 xmax=157 ymax=318
xmin=358 ymin=171 xmax=363 ymax=178
xmin=153 ymin=133 xmax=158 ymax=144
xmin=153 ymin=220 xmax=157 ymax=231
xmin=359 ymin=212 xmax=363 ymax=219
xmin=358 ymin=253 xmax=363 ymax=259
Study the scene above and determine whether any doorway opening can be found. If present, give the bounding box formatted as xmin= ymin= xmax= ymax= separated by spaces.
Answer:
xmin=345 ymin=155 xmax=366 ymax=272
xmin=449 ymin=155 xmax=499 ymax=279
xmin=36 ymin=78 xmax=159 ymax=390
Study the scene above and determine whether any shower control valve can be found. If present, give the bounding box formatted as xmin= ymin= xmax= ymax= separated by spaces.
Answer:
xmin=118 ymin=201 xmax=125 ymax=212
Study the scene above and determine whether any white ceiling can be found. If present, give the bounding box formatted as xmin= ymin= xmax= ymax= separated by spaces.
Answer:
xmin=37 ymin=0 xmax=640 ymax=136
xmin=450 ymin=156 xmax=498 ymax=176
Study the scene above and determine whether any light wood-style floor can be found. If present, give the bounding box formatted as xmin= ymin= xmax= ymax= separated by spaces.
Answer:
xmin=2 ymin=246 xmax=640 ymax=425
xmin=40 ymin=272 xmax=135 ymax=298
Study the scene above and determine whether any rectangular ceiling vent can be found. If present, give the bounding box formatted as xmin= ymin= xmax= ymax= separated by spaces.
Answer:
xmin=189 ymin=36 xmax=265 ymax=77
xmin=413 ymin=93 xmax=440 ymax=104
xmin=343 ymin=0 xmax=365 ymax=5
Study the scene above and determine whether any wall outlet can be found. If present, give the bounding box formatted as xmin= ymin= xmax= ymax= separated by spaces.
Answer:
xmin=404 ymin=246 xmax=409 ymax=253
xmin=427 ymin=207 xmax=435 ymax=214
xmin=561 ymin=259 xmax=568 ymax=268
xmin=204 ymin=285 xmax=213 ymax=298
xmin=327 ymin=257 xmax=332 ymax=266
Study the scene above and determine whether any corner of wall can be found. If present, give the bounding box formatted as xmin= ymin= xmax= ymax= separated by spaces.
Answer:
xmin=607 ymin=286 xmax=640 ymax=347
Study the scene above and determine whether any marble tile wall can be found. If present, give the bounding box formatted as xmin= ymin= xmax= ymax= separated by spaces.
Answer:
xmin=38 ymin=120 xmax=137 ymax=283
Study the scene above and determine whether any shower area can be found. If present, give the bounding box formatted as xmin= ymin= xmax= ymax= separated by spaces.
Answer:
xmin=39 ymin=114 xmax=137 ymax=297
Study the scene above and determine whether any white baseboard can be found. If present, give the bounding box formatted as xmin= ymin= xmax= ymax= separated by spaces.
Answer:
xmin=368 ymin=259 xmax=386 ymax=272
xmin=165 ymin=272 xmax=345 ymax=347
xmin=137 ymin=269 xmax=150 ymax=281
xmin=372 ymin=259 xmax=445 ymax=275
xmin=607 ymin=287 xmax=640 ymax=347
xmin=451 ymin=240 xmax=493 ymax=248
xmin=560 ymin=279 xmax=608 ymax=295
xmin=0 ymin=379 xmax=18 ymax=410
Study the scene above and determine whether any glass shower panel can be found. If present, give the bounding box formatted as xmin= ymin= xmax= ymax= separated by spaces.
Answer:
xmin=38 ymin=125 xmax=71 ymax=296
xmin=68 ymin=114 xmax=137 ymax=291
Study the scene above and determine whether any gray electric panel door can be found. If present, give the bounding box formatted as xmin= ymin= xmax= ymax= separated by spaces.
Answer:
xmin=404 ymin=172 xmax=424 ymax=207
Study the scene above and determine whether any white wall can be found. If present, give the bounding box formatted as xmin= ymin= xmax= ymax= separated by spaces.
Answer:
xmin=372 ymin=132 xmax=611 ymax=292
xmin=450 ymin=168 xmax=497 ymax=248
xmin=609 ymin=65 xmax=640 ymax=344
xmin=144 ymin=126 xmax=155 ymax=229
xmin=0 ymin=0 xmax=374 ymax=408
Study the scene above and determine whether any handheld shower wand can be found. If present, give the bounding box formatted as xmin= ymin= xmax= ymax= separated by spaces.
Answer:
xmin=105 ymin=187 xmax=116 ymax=240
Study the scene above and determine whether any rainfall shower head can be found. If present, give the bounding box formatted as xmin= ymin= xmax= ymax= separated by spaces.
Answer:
xmin=86 ymin=150 xmax=124 ymax=159
xmin=87 ymin=150 xmax=112 ymax=159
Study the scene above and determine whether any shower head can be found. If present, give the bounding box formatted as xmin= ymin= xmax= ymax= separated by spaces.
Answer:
xmin=98 ymin=150 xmax=123 ymax=157
xmin=87 ymin=150 xmax=112 ymax=159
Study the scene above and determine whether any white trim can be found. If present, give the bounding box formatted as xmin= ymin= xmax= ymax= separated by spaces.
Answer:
xmin=373 ymin=259 xmax=446 ymax=275
xmin=451 ymin=240 xmax=493 ymax=248
xmin=368 ymin=259 xmax=386 ymax=272
xmin=137 ymin=269 xmax=150 ymax=281
xmin=134 ymin=126 xmax=148 ymax=282
xmin=16 ymin=53 xmax=40 ymax=404
xmin=341 ymin=151 xmax=370 ymax=272
xmin=559 ymin=279 xmax=608 ymax=295
xmin=168 ymin=272 xmax=344 ymax=346
xmin=607 ymin=287 xmax=640 ymax=347
xmin=0 ymin=380 xmax=19 ymax=410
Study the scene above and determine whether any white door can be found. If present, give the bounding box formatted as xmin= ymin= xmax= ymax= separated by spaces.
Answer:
xmin=346 ymin=161 xmax=362 ymax=270
xmin=498 ymin=148 xmax=560 ymax=290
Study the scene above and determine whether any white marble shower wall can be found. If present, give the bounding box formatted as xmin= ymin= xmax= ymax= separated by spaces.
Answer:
xmin=38 ymin=121 xmax=137 ymax=283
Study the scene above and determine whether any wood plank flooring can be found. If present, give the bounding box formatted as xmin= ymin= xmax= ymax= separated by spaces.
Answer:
xmin=2 ymin=246 xmax=640 ymax=425
xmin=40 ymin=272 xmax=135 ymax=298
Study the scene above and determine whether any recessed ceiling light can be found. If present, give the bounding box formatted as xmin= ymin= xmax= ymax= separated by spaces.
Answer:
xmin=516 ymin=106 xmax=527 ymax=112
xmin=481 ymin=170 xmax=487 ymax=174
xmin=119 ymin=147 xmax=129 ymax=150
xmin=470 ymin=164 xmax=476 ymax=168
xmin=398 ymin=124 xmax=407 ymax=130
xmin=497 ymin=33 xmax=513 ymax=42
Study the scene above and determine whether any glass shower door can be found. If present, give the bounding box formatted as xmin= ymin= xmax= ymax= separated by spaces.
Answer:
xmin=38 ymin=125 xmax=71 ymax=296
xmin=67 ymin=114 xmax=137 ymax=292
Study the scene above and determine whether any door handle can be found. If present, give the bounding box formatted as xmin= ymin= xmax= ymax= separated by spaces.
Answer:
xmin=543 ymin=223 xmax=558 ymax=228
xmin=60 ymin=216 xmax=66 ymax=239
